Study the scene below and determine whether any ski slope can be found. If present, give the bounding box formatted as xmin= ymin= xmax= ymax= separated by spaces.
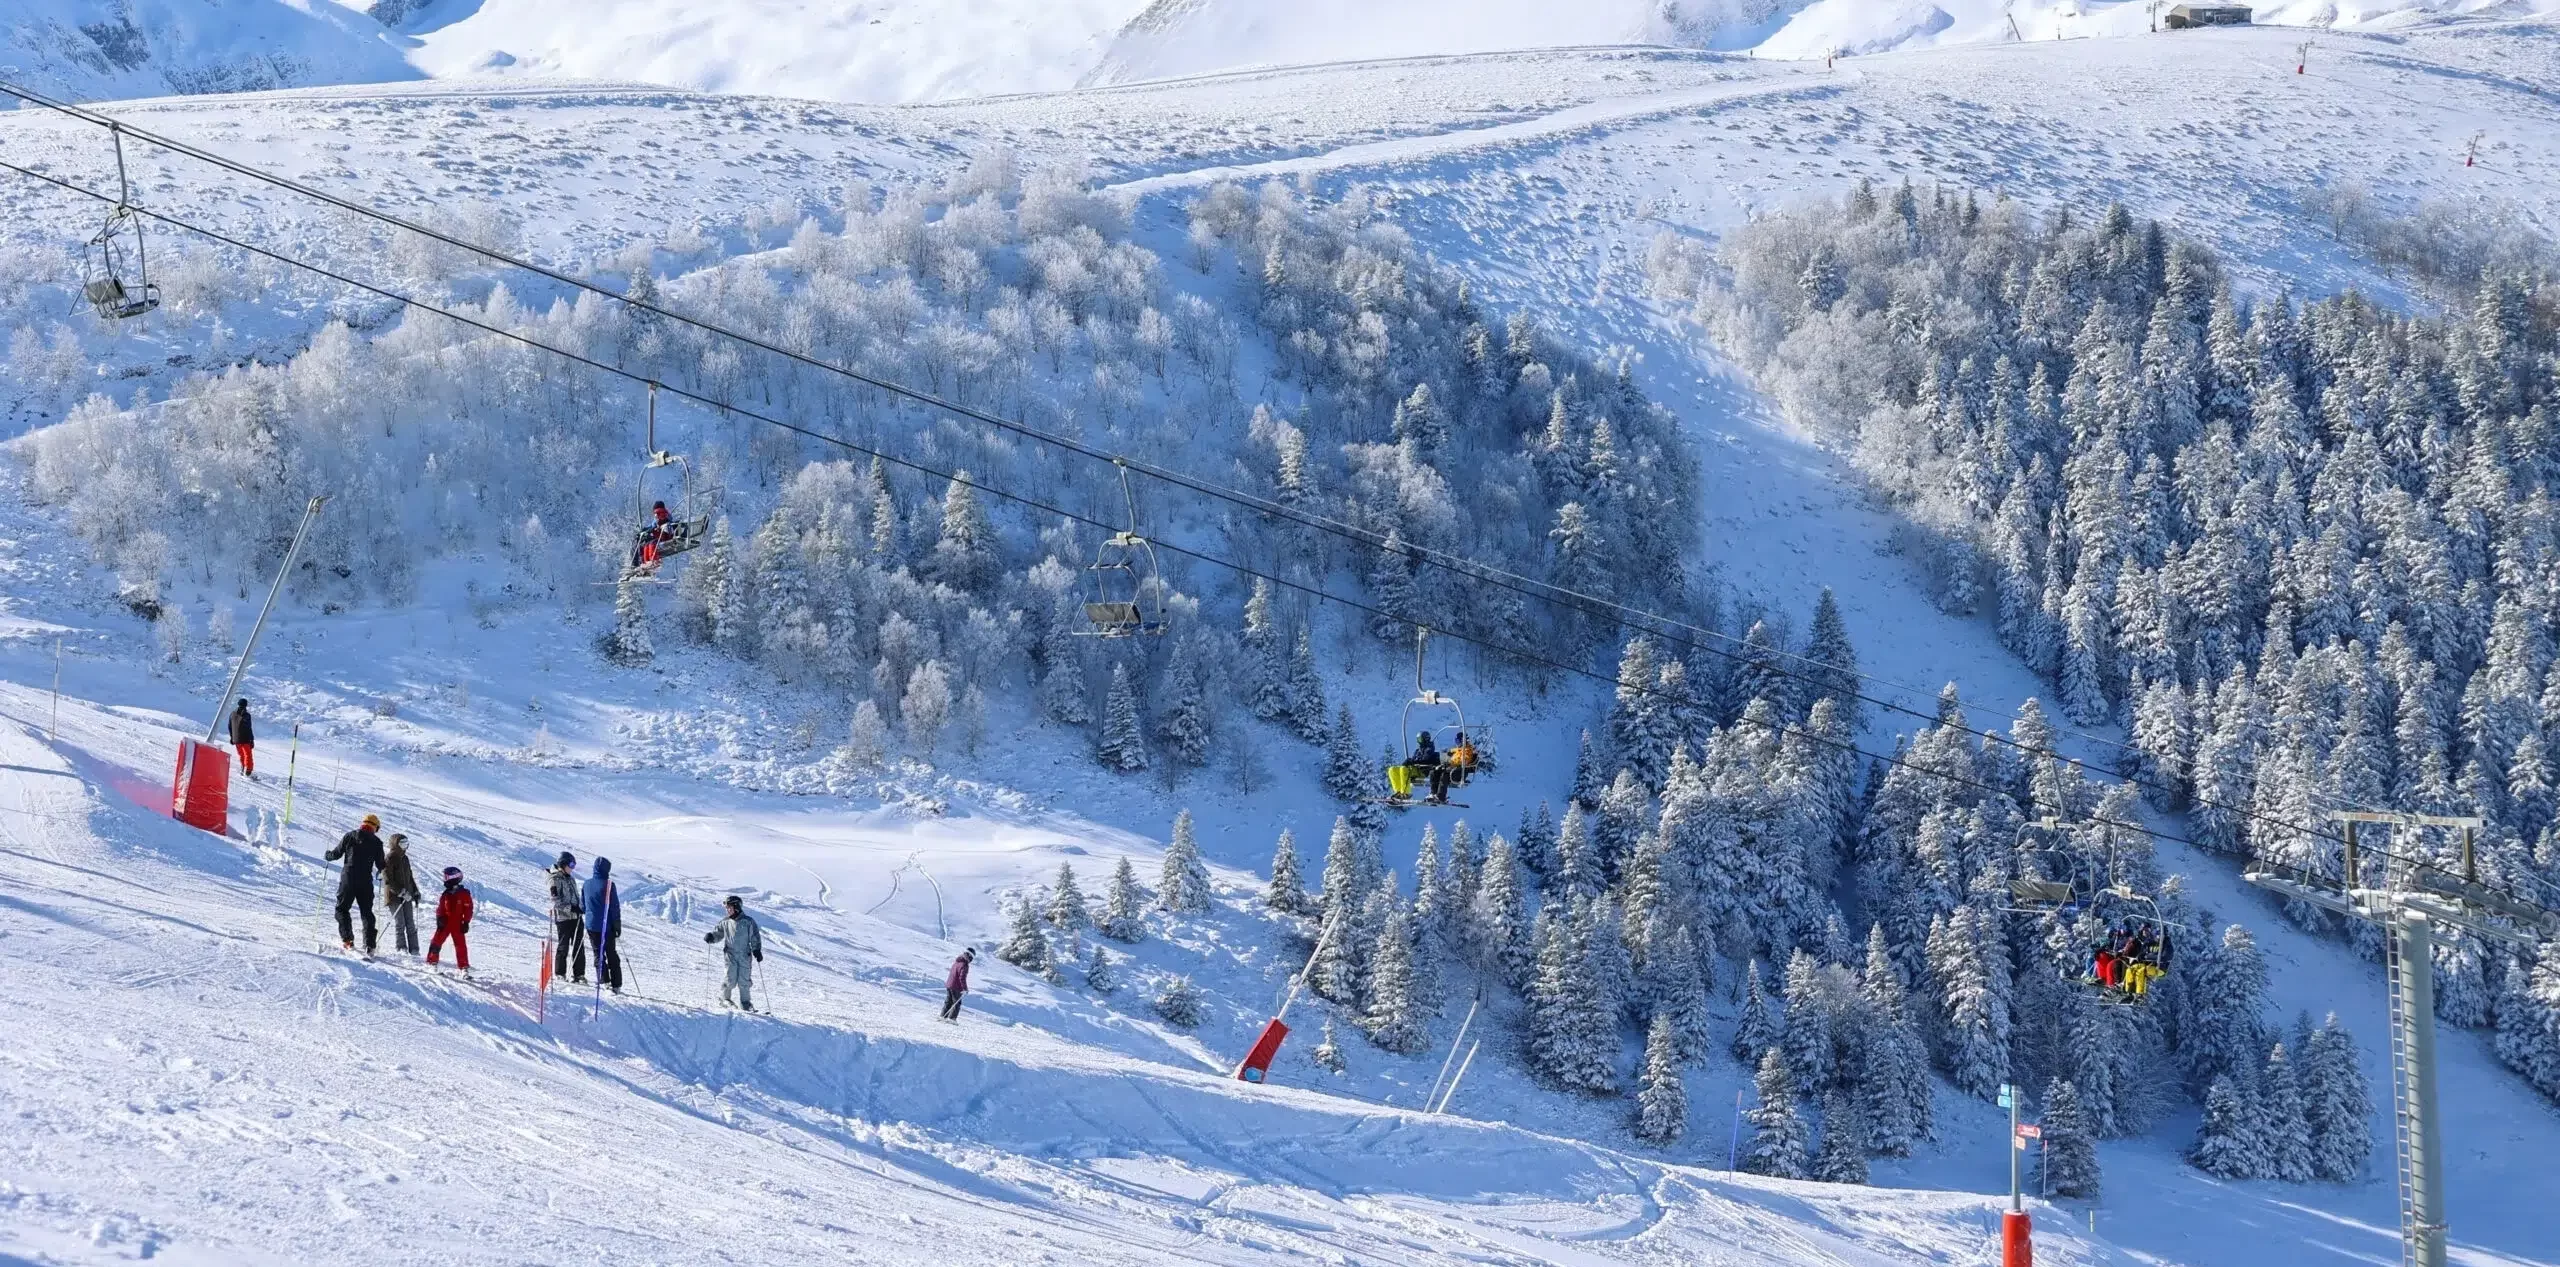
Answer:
xmin=4 ymin=21 xmax=2560 ymax=1267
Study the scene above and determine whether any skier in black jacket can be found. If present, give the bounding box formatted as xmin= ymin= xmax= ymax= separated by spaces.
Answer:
xmin=326 ymin=813 xmax=388 ymax=954
xmin=228 ymin=698 xmax=256 ymax=777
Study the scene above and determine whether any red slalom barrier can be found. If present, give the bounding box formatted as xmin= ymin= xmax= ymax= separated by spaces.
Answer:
xmin=2003 ymin=1210 xmax=2033 ymax=1267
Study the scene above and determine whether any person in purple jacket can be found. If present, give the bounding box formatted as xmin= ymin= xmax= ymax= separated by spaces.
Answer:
xmin=940 ymin=946 xmax=975 ymax=1021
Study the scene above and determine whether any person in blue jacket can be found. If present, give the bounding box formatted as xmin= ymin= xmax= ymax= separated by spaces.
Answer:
xmin=583 ymin=856 xmax=624 ymax=994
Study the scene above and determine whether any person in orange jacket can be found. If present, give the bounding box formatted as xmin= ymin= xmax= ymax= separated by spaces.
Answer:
xmin=427 ymin=865 xmax=475 ymax=972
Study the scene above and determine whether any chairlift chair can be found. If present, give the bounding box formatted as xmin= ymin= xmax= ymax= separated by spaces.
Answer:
xmin=1074 ymin=462 xmax=1168 ymax=638
xmin=1374 ymin=627 xmax=1476 ymax=809
xmin=82 ymin=127 xmax=158 ymax=322
xmin=619 ymin=384 xmax=712 ymax=582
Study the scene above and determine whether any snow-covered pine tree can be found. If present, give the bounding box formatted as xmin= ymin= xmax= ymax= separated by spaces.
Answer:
xmin=1742 ymin=1049 xmax=1812 ymax=1180
xmin=1098 ymin=662 xmax=1149 ymax=771
xmin=929 ymin=469 xmax=998 ymax=593
xmin=1811 ymin=1086 xmax=1869 ymax=1184
xmin=2181 ymin=924 xmax=2268 ymax=1095
xmin=1158 ymin=809 xmax=1211 ymax=913
xmin=1323 ymin=704 xmax=1370 ymax=801
xmin=1555 ymin=801 xmax=1599 ymax=896
xmin=1782 ymin=949 xmax=1836 ymax=1093
xmin=2040 ymin=1078 xmax=2100 ymax=1198
xmin=1313 ymin=818 xmax=1366 ymax=1002
xmin=1517 ymin=800 xmax=1559 ymax=877
xmin=1857 ymin=924 xmax=1932 ymax=1155
xmin=1266 ymin=828 xmax=1310 ymax=914
xmin=1243 ymin=578 xmax=1286 ymax=721
xmin=1285 ymin=624 xmax=1329 ymax=742
xmin=2188 ymin=1074 xmax=2262 ymax=1179
xmin=605 ymin=573 xmax=654 ymax=665
xmin=2304 ymin=1014 xmax=2373 ymax=1181
xmin=1932 ymin=905 xmax=2013 ymax=1100
xmin=1082 ymin=942 xmax=1117 ymax=993
xmin=2260 ymin=1042 xmax=2313 ymax=1182
xmin=997 ymin=893 xmax=1054 ymax=976
xmin=1571 ymin=729 xmax=1606 ymax=808
xmin=1733 ymin=958 xmax=1778 ymax=1066
xmin=1650 ymin=924 xmax=1715 ymax=1064
xmin=1048 ymin=861 xmax=1092 ymax=932
xmin=1364 ymin=901 xmax=1428 ymax=1054
xmin=1634 ymin=1010 xmax=1688 ymax=1146
xmin=1157 ymin=651 xmax=1211 ymax=772
xmin=1411 ymin=824 xmax=1449 ymax=944
xmin=1153 ymin=974 xmax=1205 ymax=1027
xmin=1038 ymin=589 xmax=1091 ymax=725
xmin=1469 ymin=831 xmax=1533 ymax=988
xmin=1595 ymin=770 xmax=1654 ymax=882
xmin=1312 ymin=1018 xmax=1348 ymax=1073
xmin=1803 ymin=587 xmax=1863 ymax=733
xmin=1101 ymin=856 xmax=1146 ymax=942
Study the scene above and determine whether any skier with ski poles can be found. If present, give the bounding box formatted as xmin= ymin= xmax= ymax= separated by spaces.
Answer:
xmin=703 ymin=895 xmax=763 ymax=1012
xmin=325 ymin=813 xmax=387 ymax=955
xmin=227 ymin=697 xmax=256 ymax=778
xmin=582 ymin=856 xmax=623 ymax=994
xmin=382 ymin=833 xmax=424 ymax=956
xmin=940 ymin=946 xmax=975 ymax=1021
xmin=548 ymin=851 xmax=587 ymax=983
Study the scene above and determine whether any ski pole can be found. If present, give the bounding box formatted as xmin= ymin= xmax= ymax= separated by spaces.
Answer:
xmin=281 ymin=724 xmax=300 ymax=828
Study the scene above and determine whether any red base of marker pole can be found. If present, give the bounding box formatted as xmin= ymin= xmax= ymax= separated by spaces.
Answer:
xmin=1236 ymin=1018 xmax=1289 ymax=1082
xmin=170 ymin=740 xmax=231 ymax=835
xmin=2002 ymin=1210 xmax=2033 ymax=1267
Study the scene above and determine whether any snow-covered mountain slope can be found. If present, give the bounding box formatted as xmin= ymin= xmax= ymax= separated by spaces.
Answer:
xmin=5 ymin=22 xmax=2560 ymax=1267
xmin=392 ymin=0 xmax=1149 ymax=104
xmin=0 ymin=0 xmax=415 ymax=103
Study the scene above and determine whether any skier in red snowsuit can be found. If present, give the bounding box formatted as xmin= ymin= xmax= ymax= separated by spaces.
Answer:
xmin=428 ymin=866 xmax=475 ymax=971
xmin=631 ymin=501 xmax=674 ymax=571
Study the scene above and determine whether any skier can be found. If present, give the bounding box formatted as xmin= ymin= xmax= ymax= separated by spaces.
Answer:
xmin=583 ymin=855 xmax=624 ymax=994
xmin=630 ymin=501 xmax=674 ymax=572
xmin=1445 ymin=729 xmax=1477 ymax=787
xmin=382 ymin=832 xmax=424 ymax=956
xmin=547 ymin=851 xmax=586 ymax=984
xmin=1408 ymin=731 xmax=1447 ymax=803
xmin=427 ymin=866 xmax=474 ymax=972
xmin=702 ymin=895 xmax=764 ymax=1011
xmin=227 ymin=697 xmax=256 ymax=778
xmin=940 ymin=946 xmax=975 ymax=1021
xmin=325 ymin=813 xmax=388 ymax=954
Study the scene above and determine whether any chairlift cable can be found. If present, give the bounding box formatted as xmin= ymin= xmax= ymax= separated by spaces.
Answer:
xmin=0 ymin=76 xmax=2212 ymax=796
xmin=2 ymin=151 xmax=2551 ymax=927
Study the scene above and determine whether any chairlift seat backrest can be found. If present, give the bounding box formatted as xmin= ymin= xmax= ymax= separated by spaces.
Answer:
xmin=2011 ymin=878 xmax=2077 ymax=906
xmin=1085 ymin=601 xmax=1143 ymax=628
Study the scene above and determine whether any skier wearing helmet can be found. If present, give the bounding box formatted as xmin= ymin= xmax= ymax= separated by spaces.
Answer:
xmin=428 ymin=866 xmax=475 ymax=972
xmin=325 ymin=814 xmax=388 ymax=954
xmin=702 ymin=895 xmax=764 ymax=1011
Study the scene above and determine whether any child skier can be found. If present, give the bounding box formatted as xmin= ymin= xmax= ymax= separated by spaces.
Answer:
xmin=702 ymin=895 xmax=764 ymax=1011
xmin=427 ymin=866 xmax=474 ymax=972
xmin=382 ymin=833 xmax=423 ymax=956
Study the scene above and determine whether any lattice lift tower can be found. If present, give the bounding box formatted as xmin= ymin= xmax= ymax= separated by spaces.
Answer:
xmin=2245 ymin=812 xmax=2556 ymax=1267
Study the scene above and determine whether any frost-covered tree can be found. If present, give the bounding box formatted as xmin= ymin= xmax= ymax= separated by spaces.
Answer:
xmin=1266 ymin=828 xmax=1310 ymax=914
xmin=1082 ymin=942 xmax=1117 ymax=993
xmin=1634 ymin=1011 xmax=1688 ymax=1146
xmin=1099 ymin=663 xmax=1149 ymax=772
xmin=1158 ymin=810 xmax=1211 ymax=913
xmin=1324 ymin=703 xmax=1370 ymax=801
xmin=1101 ymin=856 xmax=1146 ymax=942
xmin=2040 ymin=1079 xmax=2100 ymax=1198
xmin=1858 ymin=925 xmax=1932 ymax=1154
xmin=1742 ymin=1049 xmax=1812 ymax=1179
xmin=1469 ymin=830 xmax=1533 ymax=988
xmin=902 ymin=660 xmax=954 ymax=757
xmin=1734 ymin=958 xmax=1778 ymax=1066
xmin=1782 ymin=950 xmax=1837 ymax=1093
xmin=1313 ymin=818 xmax=1368 ymax=1002
xmin=997 ymin=893 xmax=1054 ymax=977
xmin=1285 ymin=624 xmax=1329 ymax=743
xmin=1047 ymin=861 xmax=1092 ymax=932
xmin=929 ymin=469 xmax=998 ymax=592
xmin=2304 ymin=1014 xmax=2373 ymax=1181
xmin=605 ymin=574 xmax=653 ymax=665
xmin=1153 ymin=974 xmax=1205 ymax=1027
xmin=1364 ymin=901 xmax=1428 ymax=1054
xmin=1312 ymin=1018 xmax=1348 ymax=1073
xmin=2260 ymin=1042 xmax=2314 ymax=1182
xmin=2188 ymin=1074 xmax=2261 ymax=1179
xmin=844 ymin=699 xmax=889 ymax=769
xmin=1811 ymin=1086 xmax=1869 ymax=1185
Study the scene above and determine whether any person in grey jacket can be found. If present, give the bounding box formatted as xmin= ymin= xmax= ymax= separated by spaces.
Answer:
xmin=547 ymin=851 xmax=586 ymax=983
xmin=703 ymin=895 xmax=764 ymax=1012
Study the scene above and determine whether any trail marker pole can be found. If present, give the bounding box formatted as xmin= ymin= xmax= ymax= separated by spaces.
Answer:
xmin=2297 ymin=40 xmax=2312 ymax=74
xmin=48 ymin=637 xmax=61 ymax=740
xmin=2001 ymin=1082 xmax=2031 ymax=1267
xmin=1728 ymin=1089 xmax=1746 ymax=1170
xmin=281 ymin=723 xmax=301 ymax=828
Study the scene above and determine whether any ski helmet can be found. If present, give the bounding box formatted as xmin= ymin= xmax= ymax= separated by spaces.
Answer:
xmin=361 ymin=813 xmax=381 ymax=830
xmin=557 ymin=850 xmax=576 ymax=869
xmin=724 ymin=895 xmax=743 ymax=911
xmin=442 ymin=866 xmax=462 ymax=882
